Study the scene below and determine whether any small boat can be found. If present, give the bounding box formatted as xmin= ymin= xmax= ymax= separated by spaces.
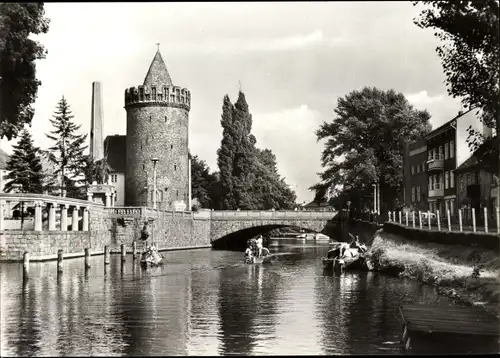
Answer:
xmin=333 ymin=251 xmax=368 ymax=272
xmin=245 ymin=248 xmax=273 ymax=264
xmin=140 ymin=245 xmax=164 ymax=268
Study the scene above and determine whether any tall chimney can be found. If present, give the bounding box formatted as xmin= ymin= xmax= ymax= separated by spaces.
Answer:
xmin=90 ymin=81 xmax=104 ymax=161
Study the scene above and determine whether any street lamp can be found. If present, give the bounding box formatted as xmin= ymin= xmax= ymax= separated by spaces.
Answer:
xmin=151 ymin=158 xmax=159 ymax=209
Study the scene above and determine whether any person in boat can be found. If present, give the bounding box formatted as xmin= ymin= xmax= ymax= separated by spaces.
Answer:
xmin=256 ymin=235 xmax=263 ymax=258
xmin=244 ymin=245 xmax=253 ymax=262
xmin=249 ymin=237 xmax=257 ymax=256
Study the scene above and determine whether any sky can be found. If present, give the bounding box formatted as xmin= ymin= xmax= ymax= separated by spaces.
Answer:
xmin=0 ymin=2 xmax=484 ymax=203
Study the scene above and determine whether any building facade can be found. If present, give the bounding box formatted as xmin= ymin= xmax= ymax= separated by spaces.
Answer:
xmin=104 ymin=135 xmax=126 ymax=206
xmin=403 ymin=139 xmax=428 ymax=211
xmin=124 ymin=50 xmax=191 ymax=209
xmin=425 ymin=119 xmax=457 ymax=216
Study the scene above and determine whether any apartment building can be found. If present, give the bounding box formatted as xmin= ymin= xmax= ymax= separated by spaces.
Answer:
xmin=425 ymin=119 xmax=457 ymax=215
xmin=403 ymin=139 xmax=428 ymax=211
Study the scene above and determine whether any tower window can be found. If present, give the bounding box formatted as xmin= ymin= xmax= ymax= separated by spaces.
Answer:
xmin=165 ymin=116 xmax=167 ymax=122
xmin=176 ymin=190 xmax=179 ymax=198
xmin=149 ymin=115 xmax=152 ymax=122
xmin=143 ymin=164 xmax=145 ymax=170
xmin=174 ymin=164 xmax=177 ymax=171
xmin=170 ymin=144 xmax=173 ymax=149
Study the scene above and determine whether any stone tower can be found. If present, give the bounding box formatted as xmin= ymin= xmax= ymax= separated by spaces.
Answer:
xmin=124 ymin=50 xmax=191 ymax=208
xmin=90 ymin=81 xmax=104 ymax=161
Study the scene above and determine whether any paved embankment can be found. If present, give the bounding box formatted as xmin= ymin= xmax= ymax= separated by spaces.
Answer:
xmin=364 ymin=228 xmax=500 ymax=318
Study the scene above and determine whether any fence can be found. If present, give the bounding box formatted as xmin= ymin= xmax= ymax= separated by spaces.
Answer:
xmin=387 ymin=207 xmax=499 ymax=234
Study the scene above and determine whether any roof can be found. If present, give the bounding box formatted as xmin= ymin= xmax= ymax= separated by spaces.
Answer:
xmin=0 ymin=148 xmax=9 ymax=170
xmin=104 ymin=135 xmax=126 ymax=172
xmin=143 ymin=50 xmax=172 ymax=87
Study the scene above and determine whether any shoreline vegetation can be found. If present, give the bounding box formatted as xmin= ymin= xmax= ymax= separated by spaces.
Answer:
xmin=364 ymin=229 xmax=500 ymax=318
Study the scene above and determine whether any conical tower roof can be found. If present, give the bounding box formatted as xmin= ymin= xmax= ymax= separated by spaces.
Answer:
xmin=143 ymin=50 xmax=173 ymax=86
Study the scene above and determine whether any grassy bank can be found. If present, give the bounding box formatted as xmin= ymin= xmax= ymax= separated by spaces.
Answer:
xmin=365 ymin=230 xmax=500 ymax=317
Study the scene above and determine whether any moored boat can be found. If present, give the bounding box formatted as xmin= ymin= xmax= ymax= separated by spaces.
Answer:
xmin=140 ymin=245 xmax=164 ymax=268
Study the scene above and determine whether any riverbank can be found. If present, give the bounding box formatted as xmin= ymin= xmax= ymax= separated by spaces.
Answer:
xmin=365 ymin=229 xmax=500 ymax=318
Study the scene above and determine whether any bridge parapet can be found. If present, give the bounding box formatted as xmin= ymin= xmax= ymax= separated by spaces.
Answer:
xmin=210 ymin=210 xmax=336 ymax=220
xmin=0 ymin=192 xmax=103 ymax=232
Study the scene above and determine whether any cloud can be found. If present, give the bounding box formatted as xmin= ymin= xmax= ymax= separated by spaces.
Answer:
xmin=406 ymin=90 xmax=444 ymax=105
xmin=251 ymin=105 xmax=325 ymax=203
xmin=174 ymin=30 xmax=352 ymax=55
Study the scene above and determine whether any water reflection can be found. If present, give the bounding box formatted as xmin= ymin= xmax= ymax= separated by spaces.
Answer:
xmin=1 ymin=242 xmax=497 ymax=356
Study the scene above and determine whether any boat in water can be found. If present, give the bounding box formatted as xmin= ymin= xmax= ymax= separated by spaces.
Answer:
xmin=140 ymin=245 xmax=164 ymax=268
xmin=322 ymin=235 xmax=368 ymax=272
xmin=245 ymin=247 xmax=273 ymax=264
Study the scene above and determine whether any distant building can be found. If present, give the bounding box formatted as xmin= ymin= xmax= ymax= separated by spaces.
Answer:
xmin=104 ymin=135 xmax=126 ymax=206
xmin=403 ymin=139 xmax=428 ymax=212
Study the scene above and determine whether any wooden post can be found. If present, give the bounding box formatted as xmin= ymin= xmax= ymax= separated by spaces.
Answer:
xmin=437 ymin=210 xmax=441 ymax=231
xmin=57 ymin=249 xmax=63 ymax=274
xmin=405 ymin=211 xmax=408 ymax=226
xmin=121 ymin=244 xmax=126 ymax=262
xmin=104 ymin=245 xmax=110 ymax=265
xmin=84 ymin=248 xmax=91 ymax=269
xmin=447 ymin=209 xmax=451 ymax=231
xmin=399 ymin=211 xmax=402 ymax=224
xmin=458 ymin=209 xmax=463 ymax=232
xmin=472 ymin=208 xmax=476 ymax=232
xmin=412 ymin=211 xmax=415 ymax=228
xmin=427 ymin=210 xmax=431 ymax=230
xmin=497 ymin=207 xmax=500 ymax=234
xmin=132 ymin=241 xmax=137 ymax=257
xmin=418 ymin=211 xmax=423 ymax=229
xmin=23 ymin=252 xmax=29 ymax=280
xmin=484 ymin=207 xmax=488 ymax=233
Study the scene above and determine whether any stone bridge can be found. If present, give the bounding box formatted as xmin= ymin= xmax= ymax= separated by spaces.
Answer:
xmin=203 ymin=210 xmax=337 ymax=250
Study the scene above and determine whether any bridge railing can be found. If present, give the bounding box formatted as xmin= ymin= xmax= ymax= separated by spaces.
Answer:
xmin=209 ymin=210 xmax=335 ymax=220
xmin=0 ymin=192 xmax=104 ymax=232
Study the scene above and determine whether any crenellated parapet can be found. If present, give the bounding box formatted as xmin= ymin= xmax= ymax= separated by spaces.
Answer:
xmin=124 ymin=85 xmax=191 ymax=111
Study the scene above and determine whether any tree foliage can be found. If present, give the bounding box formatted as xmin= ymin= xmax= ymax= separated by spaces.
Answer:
xmin=311 ymin=87 xmax=432 ymax=213
xmin=0 ymin=3 xmax=50 ymax=140
xmin=45 ymin=96 xmax=88 ymax=198
xmin=215 ymin=90 xmax=297 ymax=210
xmin=3 ymin=128 xmax=44 ymax=193
xmin=191 ymin=154 xmax=218 ymax=208
xmin=414 ymin=0 xmax=500 ymax=174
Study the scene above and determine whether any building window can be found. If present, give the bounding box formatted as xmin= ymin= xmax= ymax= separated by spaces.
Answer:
xmin=450 ymin=141 xmax=455 ymax=158
xmin=428 ymin=177 xmax=432 ymax=192
xmin=165 ymin=116 xmax=168 ymax=122
xmin=174 ymin=164 xmax=177 ymax=171
xmin=411 ymin=165 xmax=415 ymax=175
xmin=416 ymin=186 xmax=421 ymax=201
xmin=445 ymin=171 xmax=449 ymax=189
xmin=176 ymin=190 xmax=179 ymax=198
xmin=445 ymin=142 xmax=449 ymax=160
xmin=143 ymin=164 xmax=145 ymax=171
xmin=439 ymin=146 xmax=443 ymax=159
xmin=422 ymin=162 xmax=426 ymax=172
xmin=111 ymin=174 xmax=117 ymax=183
xmin=412 ymin=187 xmax=415 ymax=202
xmin=170 ymin=144 xmax=173 ymax=149
xmin=149 ymin=115 xmax=152 ymax=122
xmin=467 ymin=173 xmax=471 ymax=185
xmin=450 ymin=171 xmax=454 ymax=188
xmin=433 ymin=148 xmax=437 ymax=160
xmin=416 ymin=164 xmax=420 ymax=174
xmin=460 ymin=177 xmax=465 ymax=192
xmin=450 ymin=199 xmax=455 ymax=215
xmin=428 ymin=150 xmax=432 ymax=161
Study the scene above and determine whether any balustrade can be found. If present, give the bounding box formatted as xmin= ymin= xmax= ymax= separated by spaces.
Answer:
xmin=0 ymin=193 xmax=95 ymax=233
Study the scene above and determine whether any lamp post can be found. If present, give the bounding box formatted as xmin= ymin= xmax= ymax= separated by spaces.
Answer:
xmin=151 ymin=158 xmax=159 ymax=209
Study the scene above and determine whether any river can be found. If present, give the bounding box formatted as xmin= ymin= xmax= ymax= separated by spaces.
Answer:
xmin=0 ymin=238 xmax=486 ymax=356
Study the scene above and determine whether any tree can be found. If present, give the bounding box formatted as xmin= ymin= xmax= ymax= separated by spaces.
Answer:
xmin=45 ymin=96 xmax=88 ymax=198
xmin=4 ymin=128 xmax=44 ymax=193
xmin=4 ymin=128 xmax=44 ymax=229
xmin=0 ymin=3 xmax=50 ymax=140
xmin=311 ymin=87 xmax=432 ymax=214
xmin=191 ymin=154 xmax=218 ymax=208
xmin=413 ymin=1 xmax=499 ymax=174
xmin=215 ymin=90 xmax=297 ymax=210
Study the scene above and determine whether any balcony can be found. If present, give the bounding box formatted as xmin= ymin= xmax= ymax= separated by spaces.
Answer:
xmin=427 ymin=156 xmax=444 ymax=171
xmin=428 ymin=183 xmax=444 ymax=198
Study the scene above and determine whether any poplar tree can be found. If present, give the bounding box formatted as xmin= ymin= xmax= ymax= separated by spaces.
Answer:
xmin=45 ymin=96 xmax=88 ymax=198
xmin=217 ymin=95 xmax=237 ymax=209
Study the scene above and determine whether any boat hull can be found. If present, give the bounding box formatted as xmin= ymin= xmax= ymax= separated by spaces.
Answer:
xmin=322 ymin=257 xmax=334 ymax=269
xmin=245 ymin=255 xmax=272 ymax=265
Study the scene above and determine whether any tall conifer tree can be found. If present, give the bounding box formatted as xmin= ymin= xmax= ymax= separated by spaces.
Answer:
xmin=45 ymin=96 xmax=88 ymax=197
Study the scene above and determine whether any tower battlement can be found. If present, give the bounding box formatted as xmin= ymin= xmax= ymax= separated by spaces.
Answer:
xmin=124 ymin=85 xmax=191 ymax=111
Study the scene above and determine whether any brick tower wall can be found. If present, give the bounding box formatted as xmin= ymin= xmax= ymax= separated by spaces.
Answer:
xmin=125 ymin=85 xmax=191 ymax=208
